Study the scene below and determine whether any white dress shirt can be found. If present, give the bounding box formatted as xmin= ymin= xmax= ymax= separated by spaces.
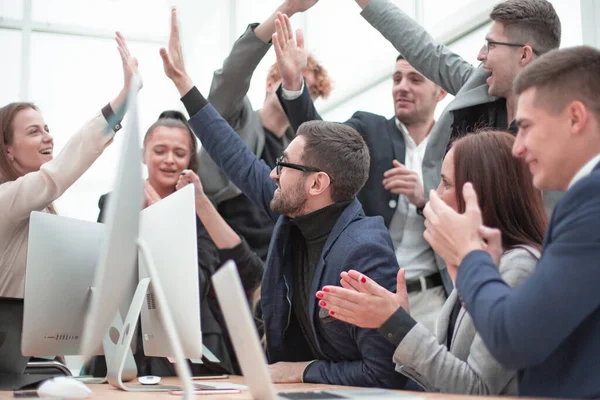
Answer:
xmin=568 ymin=153 xmax=600 ymax=189
xmin=388 ymin=120 xmax=437 ymax=280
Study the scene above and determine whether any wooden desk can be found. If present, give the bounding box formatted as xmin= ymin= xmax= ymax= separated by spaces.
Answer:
xmin=0 ymin=375 xmax=528 ymax=399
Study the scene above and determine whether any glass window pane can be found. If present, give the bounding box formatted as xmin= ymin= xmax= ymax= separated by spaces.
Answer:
xmin=423 ymin=0 xmax=476 ymax=30
xmin=31 ymin=0 xmax=171 ymax=37
xmin=549 ymin=0 xmax=582 ymax=47
xmin=0 ymin=0 xmax=23 ymax=20
xmin=0 ymin=29 xmax=22 ymax=105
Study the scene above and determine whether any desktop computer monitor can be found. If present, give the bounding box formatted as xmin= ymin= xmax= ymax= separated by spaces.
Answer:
xmin=138 ymin=184 xmax=202 ymax=359
xmin=22 ymin=212 xmax=108 ymax=356
xmin=80 ymin=79 xmax=144 ymax=359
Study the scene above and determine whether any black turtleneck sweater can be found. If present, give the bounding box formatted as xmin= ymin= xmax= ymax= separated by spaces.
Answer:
xmin=289 ymin=200 xmax=352 ymax=359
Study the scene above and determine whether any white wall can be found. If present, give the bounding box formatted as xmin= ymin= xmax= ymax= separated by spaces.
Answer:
xmin=0 ymin=0 xmax=586 ymax=222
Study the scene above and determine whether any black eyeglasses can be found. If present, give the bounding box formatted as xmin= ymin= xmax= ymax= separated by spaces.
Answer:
xmin=275 ymin=156 xmax=333 ymax=181
xmin=485 ymin=40 xmax=540 ymax=56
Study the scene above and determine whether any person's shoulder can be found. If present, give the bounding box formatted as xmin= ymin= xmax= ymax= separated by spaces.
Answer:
xmin=343 ymin=214 xmax=391 ymax=245
xmin=350 ymin=110 xmax=388 ymax=124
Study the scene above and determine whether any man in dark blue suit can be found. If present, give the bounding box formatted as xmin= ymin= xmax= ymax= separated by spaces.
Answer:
xmin=271 ymin=13 xmax=450 ymax=332
xmin=158 ymin=8 xmax=406 ymax=390
xmin=423 ymin=46 xmax=600 ymax=398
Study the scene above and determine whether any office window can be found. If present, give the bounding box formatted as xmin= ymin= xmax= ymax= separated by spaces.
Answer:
xmin=0 ymin=30 xmax=22 ymax=105
xmin=0 ymin=0 xmax=23 ymax=20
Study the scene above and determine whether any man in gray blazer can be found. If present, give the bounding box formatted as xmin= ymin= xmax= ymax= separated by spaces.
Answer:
xmin=354 ymin=0 xmax=562 ymax=210
xmin=200 ymin=0 xmax=331 ymax=259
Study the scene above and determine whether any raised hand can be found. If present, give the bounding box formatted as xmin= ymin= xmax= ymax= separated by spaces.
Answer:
xmin=160 ymin=7 xmax=193 ymax=96
xmin=115 ymin=31 xmax=142 ymax=92
xmin=383 ymin=160 xmax=425 ymax=208
xmin=272 ymin=12 xmax=307 ymax=91
xmin=315 ymin=269 xmax=409 ymax=329
xmin=423 ymin=182 xmax=484 ymax=266
xmin=176 ymin=169 xmax=206 ymax=203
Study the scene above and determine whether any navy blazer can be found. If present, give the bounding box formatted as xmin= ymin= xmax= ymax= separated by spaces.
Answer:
xmin=188 ymin=103 xmax=406 ymax=389
xmin=456 ymin=161 xmax=600 ymax=398
xmin=276 ymin=84 xmax=405 ymax=228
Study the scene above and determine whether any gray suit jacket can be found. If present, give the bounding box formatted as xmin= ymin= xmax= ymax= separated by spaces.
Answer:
xmin=393 ymin=246 xmax=540 ymax=394
xmin=201 ymin=24 xmax=294 ymax=204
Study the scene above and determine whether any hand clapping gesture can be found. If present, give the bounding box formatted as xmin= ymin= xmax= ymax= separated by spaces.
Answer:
xmin=315 ymin=269 xmax=410 ymax=329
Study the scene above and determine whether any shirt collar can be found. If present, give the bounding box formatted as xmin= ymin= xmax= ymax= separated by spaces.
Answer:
xmin=395 ymin=118 xmax=430 ymax=150
xmin=568 ymin=153 xmax=600 ymax=189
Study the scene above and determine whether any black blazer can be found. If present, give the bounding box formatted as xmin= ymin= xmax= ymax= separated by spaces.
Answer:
xmin=277 ymin=84 xmax=405 ymax=228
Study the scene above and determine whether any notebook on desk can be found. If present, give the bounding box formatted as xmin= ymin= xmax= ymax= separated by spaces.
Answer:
xmin=212 ymin=261 xmax=415 ymax=400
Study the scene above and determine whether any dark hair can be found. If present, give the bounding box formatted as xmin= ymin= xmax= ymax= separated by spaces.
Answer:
xmin=514 ymin=46 xmax=600 ymax=122
xmin=396 ymin=54 xmax=405 ymax=62
xmin=490 ymin=0 xmax=561 ymax=55
xmin=451 ymin=130 xmax=547 ymax=251
xmin=0 ymin=102 xmax=38 ymax=182
xmin=144 ymin=110 xmax=199 ymax=172
xmin=296 ymin=121 xmax=370 ymax=202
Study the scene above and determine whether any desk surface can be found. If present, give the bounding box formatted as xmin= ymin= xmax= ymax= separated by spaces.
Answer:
xmin=0 ymin=375 xmax=534 ymax=399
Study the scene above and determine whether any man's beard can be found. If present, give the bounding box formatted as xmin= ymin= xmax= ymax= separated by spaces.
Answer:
xmin=270 ymin=181 xmax=308 ymax=217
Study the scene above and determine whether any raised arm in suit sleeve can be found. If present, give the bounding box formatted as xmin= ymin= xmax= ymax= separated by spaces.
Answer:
xmin=277 ymin=82 xmax=367 ymax=135
xmin=208 ymin=24 xmax=270 ymax=128
xmin=360 ymin=0 xmax=474 ymax=96
xmin=304 ymin=225 xmax=406 ymax=389
xmin=182 ymin=87 xmax=279 ymax=223
xmin=456 ymin=181 xmax=600 ymax=369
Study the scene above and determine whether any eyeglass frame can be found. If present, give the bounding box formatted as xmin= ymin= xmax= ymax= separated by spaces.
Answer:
xmin=484 ymin=39 xmax=540 ymax=56
xmin=275 ymin=155 xmax=333 ymax=181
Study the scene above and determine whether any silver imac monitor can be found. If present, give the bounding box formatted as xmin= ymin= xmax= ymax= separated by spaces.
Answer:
xmin=22 ymin=212 xmax=106 ymax=356
xmin=138 ymin=183 xmax=202 ymax=359
xmin=80 ymin=80 xmax=144 ymax=359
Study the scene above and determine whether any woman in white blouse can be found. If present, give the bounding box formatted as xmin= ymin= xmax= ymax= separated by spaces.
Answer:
xmin=0 ymin=32 xmax=140 ymax=298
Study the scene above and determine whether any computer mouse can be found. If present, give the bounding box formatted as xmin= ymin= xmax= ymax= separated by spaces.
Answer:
xmin=138 ymin=375 xmax=161 ymax=385
xmin=37 ymin=376 xmax=92 ymax=399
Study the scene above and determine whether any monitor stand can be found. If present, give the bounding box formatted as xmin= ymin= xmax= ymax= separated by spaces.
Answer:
xmin=106 ymin=239 xmax=195 ymax=400
xmin=77 ymin=290 xmax=137 ymax=384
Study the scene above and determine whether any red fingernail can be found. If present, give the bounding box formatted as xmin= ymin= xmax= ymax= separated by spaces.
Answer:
xmin=319 ymin=301 xmax=326 ymax=307
xmin=330 ymin=311 xmax=335 ymax=316
xmin=361 ymin=277 xmax=366 ymax=283
xmin=316 ymin=292 xmax=323 ymax=298
xmin=323 ymin=288 xmax=329 ymax=292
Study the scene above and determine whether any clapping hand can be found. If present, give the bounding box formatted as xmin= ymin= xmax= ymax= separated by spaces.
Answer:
xmin=315 ymin=269 xmax=409 ymax=329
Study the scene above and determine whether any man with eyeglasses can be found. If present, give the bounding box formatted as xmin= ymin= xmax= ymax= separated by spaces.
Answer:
xmin=160 ymin=7 xmax=408 ymax=391
xmin=352 ymin=0 xmax=561 ymax=211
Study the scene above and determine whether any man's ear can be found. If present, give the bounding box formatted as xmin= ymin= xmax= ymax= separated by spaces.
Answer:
xmin=141 ymin=148 xmax=147 ymax=165
xmin=435 ymin=87 xmax=448 ymax=103
xmin=521 ymin=45 xmax=536 ymax=66
xmin=308 ymin=172 xmax=332 ymax=196
xmin=568 ymin=100 xmax=590 ymax=137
